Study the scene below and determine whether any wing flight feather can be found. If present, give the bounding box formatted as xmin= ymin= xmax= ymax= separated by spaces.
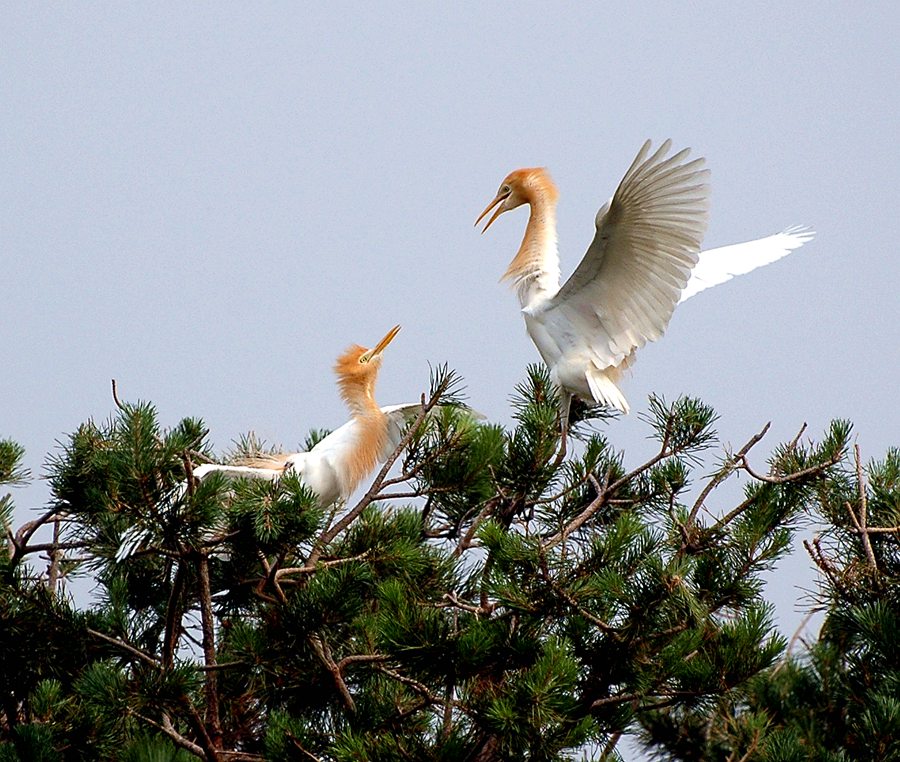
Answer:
xmin=543 ymin=140 xmax=711 ymax=369
xmin=679 ymin=226 xmax=814 ymax=303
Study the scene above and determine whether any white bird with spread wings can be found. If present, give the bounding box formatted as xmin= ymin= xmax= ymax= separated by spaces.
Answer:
xmin=477 ymin=139 xmax=812 ymax=423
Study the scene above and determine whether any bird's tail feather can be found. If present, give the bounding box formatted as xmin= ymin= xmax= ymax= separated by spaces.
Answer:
xmin=236 ymin=453 xmax=292 ymax=470
xmin=585 ymin=368 xmax=630 ymax=414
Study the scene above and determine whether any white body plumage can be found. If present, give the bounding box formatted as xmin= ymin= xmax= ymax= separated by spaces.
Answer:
xmin=478 ymin=140 xmax=814 ymax=415
xmin=190 ymin=402 xmax=423 ymax=508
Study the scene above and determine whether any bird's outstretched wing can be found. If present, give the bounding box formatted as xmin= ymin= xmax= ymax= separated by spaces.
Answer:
xmin=679 ymin=226 xmax=814 ymax=303
xmin=378 ymin=403 xmax=485 ymax=459
xmin=538 ymin=139 xmax=710 ymax=369
xmin=380 ymin=403 xmax=426 ymax=458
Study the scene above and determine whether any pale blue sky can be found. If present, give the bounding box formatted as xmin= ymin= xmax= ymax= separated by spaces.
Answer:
xmin=4 ymin=0 xmax=899 ymax=702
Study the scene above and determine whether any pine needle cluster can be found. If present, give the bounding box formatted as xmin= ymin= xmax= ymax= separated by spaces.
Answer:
xmin=0 ymin=368 xmax=887 ymax=761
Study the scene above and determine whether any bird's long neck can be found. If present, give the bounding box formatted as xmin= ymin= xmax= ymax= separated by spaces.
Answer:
xmin=338 ymin=378 xmax=388 ymax=498
xmin=502 ymin=192 xmax=561 ymax=308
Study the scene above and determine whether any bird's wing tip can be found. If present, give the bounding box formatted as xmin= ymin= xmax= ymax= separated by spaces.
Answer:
xmin=781 ymin=225 xmax=816 ymax=244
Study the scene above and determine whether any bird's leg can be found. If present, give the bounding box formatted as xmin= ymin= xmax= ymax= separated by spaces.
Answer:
xmin=553 ymin=391 xmax=572 ymax=467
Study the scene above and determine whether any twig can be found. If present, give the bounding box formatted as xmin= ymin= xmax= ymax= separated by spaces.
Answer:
xmin=773 ymin=606 xmax=823 ymax=673
xmin=590 ymin=692 xmax=642 ymax=709
xmin=534 ymin=464 xmax=595 ymax=505
xmin=377 ymin=666 xmax=468 ymax=714
xmin=87 ymin=628 xmax=160 ymax=669
xmin=787 ymin=422 xmax=808 ymax=451
xmin=546 ymin=575 xmax=615 ymax=632
xmin=706 ymin=435 xmax=843 ymax=535
xmin=542 ymin=473 xmax=606 ymax=550
xmin=851 ymin=525 xmax=900 ymax=534
xmin=370 ymin=486 xmax=456 ymax=501
xmin=15 ymin=541 xmax=88 ymax=556
xmin=11 ymin=508 xmax=62 ymax=563
xmin=854 ymin=444 xmax=877 ymax=570
xmin=453 ymin=498 xmax=497 ymax=558
xmin=738 ymin=454 xmax=840 ymax=485
xmin=287 ymin=736 xmax=325 ymax=762
xmin=198 ymin=661 xmax=243 ymax=672
xmin=274 ymin=551 xmax=371 ymax=583
xmin=439 ymin=592 xmax=493 ymax=616
xmin=133 ymin=710 xmax=206 ymax=758
xmin=735 ymin=729 xmax=762 ymax=762
xmin=181 ymin=699 xmax=221 ymax=762
xmin=803 ymin=536 xmax=843 ymax=592
xmin=309 ymin=634 xmax=356 ymax=713
xmin=688 ymin=423 xmax=770 ymax=524
xmin=336 ymin=653 xmax=389 ymax=671
xmin=590 ymin=689 xmax=700 ymax=710
xmin=111 ymin=378 xmax=128 ymax=412
xmin=197 ymin=553 xmax=223 ymax=748
xmin=599 ymin=731 xmax=623 ymax=761
xmin=544 ymin=432 xmax=675 ymax=551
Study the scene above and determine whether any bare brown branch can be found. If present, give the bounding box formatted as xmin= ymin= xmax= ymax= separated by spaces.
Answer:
xmin=854 ymin=443 xmax=877 ymax=570
xmin=542 ymin=472 xmax=607 ymax=550
xmin=309 ymin=634 xmax=356 ymax=713
xmin=198 ymin=553 xmax=223 ymax=749
xmin=87 ymin=628 xmax=160 ymax=669
xmin=688 ymin=422 xmax=771 ymax=525
xmin=133 ymin=710 xmax=206 ymax=758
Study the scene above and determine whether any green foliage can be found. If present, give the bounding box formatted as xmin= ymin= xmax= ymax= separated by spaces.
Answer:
xmin=636 ymin=427 xmax=900 ymax=762
xmin=0 ymin=440 xmax=30 ymax=487
xmin=0 ymin=370 xmax=884 ymax=760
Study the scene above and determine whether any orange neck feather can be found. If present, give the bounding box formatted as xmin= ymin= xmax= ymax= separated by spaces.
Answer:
xmin=335 ymin=363 xmax=388 ymax=498
xmin=501 ymin=176 xmax=561 ymax=306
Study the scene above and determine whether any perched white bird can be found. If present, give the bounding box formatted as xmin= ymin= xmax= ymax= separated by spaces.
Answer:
xmin=191 ymin=324 xmax=421 ymax=508
xmin=116 ymin=325 xmax=425 ymax=561
xmin=476 ymin=139 xmax=813 ymax=421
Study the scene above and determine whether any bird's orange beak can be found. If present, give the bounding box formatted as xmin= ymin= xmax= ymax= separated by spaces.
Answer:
xmin=369 ymin=324 xmax=401 ymax=358
xmin=475 ymin=193 xmax=507 ymax=234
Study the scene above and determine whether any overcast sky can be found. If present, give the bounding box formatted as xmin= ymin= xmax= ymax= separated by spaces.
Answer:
xmin=4 ymin=1 xmax=898 ymax=691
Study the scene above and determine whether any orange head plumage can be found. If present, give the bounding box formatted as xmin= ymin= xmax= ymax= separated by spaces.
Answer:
xmin=334 ymin=325 xmax=400 ymax=413
xmin=475 ymin=167 xmax=559 ymax=233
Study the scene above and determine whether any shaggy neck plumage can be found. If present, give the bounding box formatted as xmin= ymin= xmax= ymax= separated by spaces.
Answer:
xmin=336 ymin=372 xmax=388 ymax=498
xmin=501 ymin=190 xmax=561 ymax=308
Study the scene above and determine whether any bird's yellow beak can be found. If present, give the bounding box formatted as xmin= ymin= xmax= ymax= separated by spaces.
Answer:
xmin=475 ymin=193 xmax=507 ymax=234
xmin=368 ymin=324 xmax=401 ymax=359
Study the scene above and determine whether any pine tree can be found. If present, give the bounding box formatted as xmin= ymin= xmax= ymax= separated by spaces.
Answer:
xmin=0 ymin=367 xmax=872 ymax=761
xmin=638 ymin=446 xmax=900 ymax=761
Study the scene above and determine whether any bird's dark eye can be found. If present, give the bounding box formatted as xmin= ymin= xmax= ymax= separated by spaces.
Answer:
xmin=501 ymin=185 xmax=510 ymax=195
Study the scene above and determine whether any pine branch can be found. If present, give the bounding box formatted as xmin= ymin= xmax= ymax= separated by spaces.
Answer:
xmin=133 ymin=710 xmax=206 ymax=759
xmin=198 ymin=552 xmax=223 ymax=749
xmin=600 ymin=731 xmax=623 ymax=761
xmin=738 ymin=452 xmax=840 ymax=485
xmin=309 ymin=634 xmax=356 ymax=713
xmin=852 ymin=443 xmax=877 ymax=570
xmin=542 ymin=472 xmax=608 ymax=550
xmin=87 ymin=628 xmax=160 ymax=669
xmin=9 ymin=508 xmax=64 ymax=565
xmin=688 ymin=422 xmax=770 ymax=525
xmin=164 ymin=562 xmax=187 ymax=669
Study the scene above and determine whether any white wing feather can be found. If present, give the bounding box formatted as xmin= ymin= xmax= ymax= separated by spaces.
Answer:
xmin=680 ymin=226 xmax=814 ymax=303
xmin=537 ymin=139 xmax=711 ymax=370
